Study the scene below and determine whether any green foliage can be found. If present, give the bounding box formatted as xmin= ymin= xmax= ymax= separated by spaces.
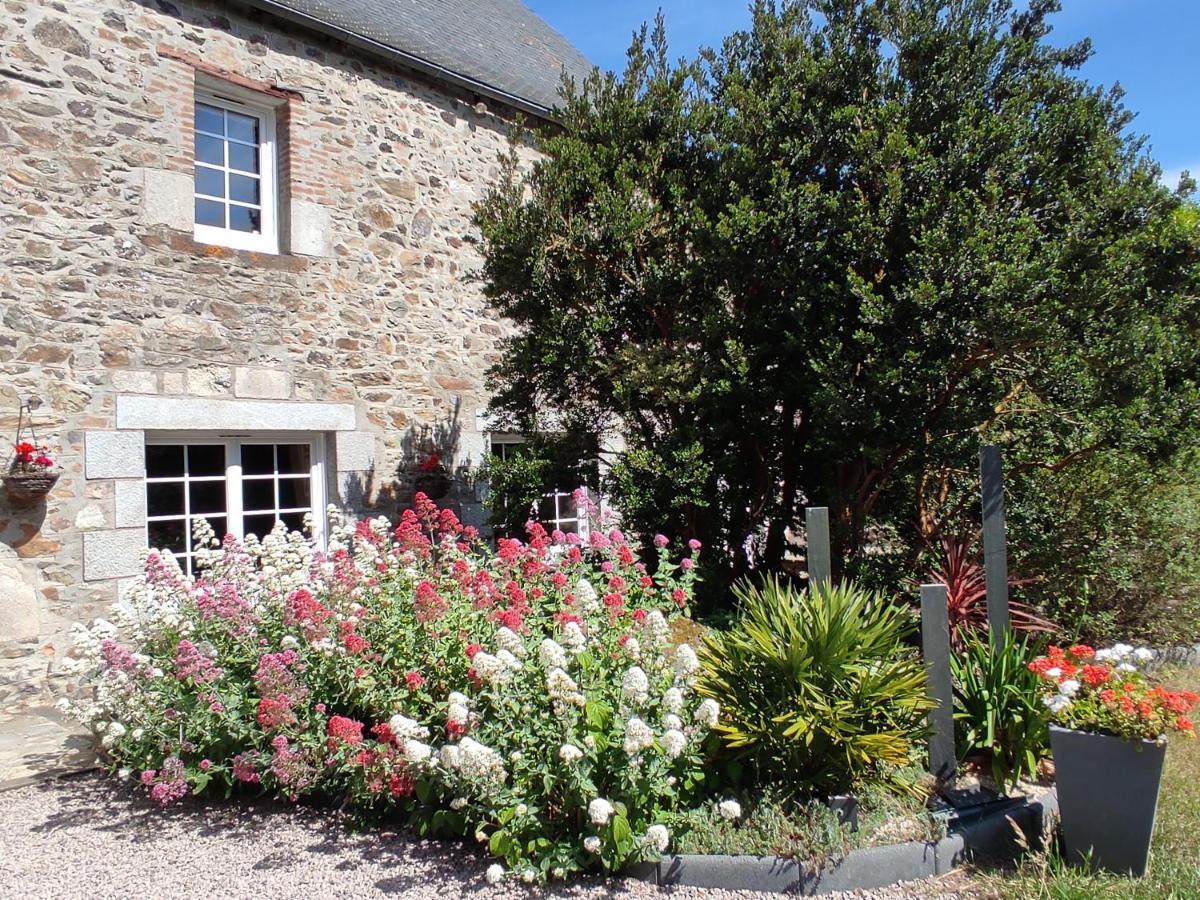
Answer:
xmin=950 ymin=631 xmax=1051 ymax=791
xmin=1011 ymin=450 xmax=1200 ymax=646
xmin=666 ymin=778 xmax=940 ymax=862
xmin=480 ymin=432 xmax=600 ymax=538
xmin=476 ymin=1 xmax=1200 ymax=607
xmin=697 ymin=577 xmax=933 ymax=796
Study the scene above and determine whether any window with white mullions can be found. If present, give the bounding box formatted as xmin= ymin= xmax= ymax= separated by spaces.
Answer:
xmin=193 ymin=89 xmax=277 ymax=253
xmin=144 ymin=436 xmax=325 ymax=577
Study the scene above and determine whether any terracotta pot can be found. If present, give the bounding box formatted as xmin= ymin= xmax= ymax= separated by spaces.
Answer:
xmin=1049 ymin=724 xmax=1166 ymax=876
xmin=2 ymin=470 xmax=60 ymax=505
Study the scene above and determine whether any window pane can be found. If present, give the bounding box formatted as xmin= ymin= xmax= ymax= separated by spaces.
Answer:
xmin=229 ymin=173 xmax=260 ymax=205
xmin=228 ymin=204 xmax=262 ymax=233
xmin=276 ymin=445 xmax=311 ymax=475
xmin=195 ymin=198 xmax=225 ymax=228
xmin=146 ymin=482 xmax=185 ymax=518
xmin=538 ymin=497 xmax=557 ymax=520
xmin=187 ymin=444 xmax=226 ymax=477
xmin=228 ymin=142 xmax=259 ymax=174
xmin=241 ymin=478 xmax=275 ymax=512
xmin=279 ymin=511 xmax=307 ymax=535
xmin=241 ymin=444 xmax=274 ymax=475
xmin=227 ymin=111 xmax=259 ymax=144
xmin=195 ymin=103 xmax=224 ymax=136
xmin=277 ymin=477 xmax=311 ymax=510
xmin=559 ymin=520 xmax=580 ymax=535
xmin=146 ymin=445 xmax=184 ymax=479
xmin=191 ymin=515 xmax=227 ymax=551
xmin=243 ymin=513 xmax=278 ymax=540
xmin=195 ymin=165 xmax=225 ymax=199
xmin=189 ymin=479 xmax=226 ymax=515
xmin=195 ymin=134 xmax=224 ymax=166
xmin=148 ymin=519 xmax=187 ymax=555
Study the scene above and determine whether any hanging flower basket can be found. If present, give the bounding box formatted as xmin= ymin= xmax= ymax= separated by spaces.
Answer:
xmin=4 ymin=403 xmax=60 ymax=506
xmin=2 ymin=469 xmax=60 ymax=505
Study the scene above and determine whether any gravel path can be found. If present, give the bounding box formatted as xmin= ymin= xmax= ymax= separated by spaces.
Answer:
xmin=0 ymin=773 xmax=982 ymax=900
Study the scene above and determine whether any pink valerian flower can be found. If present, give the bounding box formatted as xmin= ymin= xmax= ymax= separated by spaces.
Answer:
xmin=326 ymin=715 xmax=365 ymax=747
xmin=195 ymin=580 xmax=257 ymax=630
xmin=269 ymin=737 xmax=316 ymax=797
xmin=404 ymin=671 xmax=426 ymax=691
xmin=144 ymin=756 xmax=189 ymax=806
xmin=173 ymin=640 xmax=223 ymax=685
xmin=653 ymin=534 xmax=669 ymax=548
xmin=672 ymin=588 xmax=688 ymax=609
xmin=414 ymin=580 xmax=449 ymax=624
xmin=232 ymin=752 xmax=262 ymax=783
xmin=338 ymin=620 xmax=371 ymax=655
xmin=254 ymin=650 xmax=305 ymax=700
xmin=100 ymin=639 xmax=142 ymax=675
xmin=257 ymin=696 xmax=296 ymax=730
xmin=497 ymin=538 xmax=523 ymax=563
xmin=681 ymin=558 xmax=695 ymax=571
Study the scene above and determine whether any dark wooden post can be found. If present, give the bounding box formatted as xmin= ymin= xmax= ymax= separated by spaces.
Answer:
xmin=805 ymin=506 xmax=831 ymax=589
xmin=921 ymin=582 xmax=956 ymax=785
xmin=979 ymin=446 xmax=1010 ymax=645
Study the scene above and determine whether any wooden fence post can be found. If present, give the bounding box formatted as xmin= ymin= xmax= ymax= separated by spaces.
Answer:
xmin=921 ymin=582 xmax=956 ymax=785
xmin=979 ymin=446 xmax=1010 ymax=645
xmin=805 ymin=506 xmax=831 ymax=589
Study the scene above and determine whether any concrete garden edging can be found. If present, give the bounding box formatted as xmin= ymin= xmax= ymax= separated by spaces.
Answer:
xmin=626 ymin=789 xmax=1058 ymax=895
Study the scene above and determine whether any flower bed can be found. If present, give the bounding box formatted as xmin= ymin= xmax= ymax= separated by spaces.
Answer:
xmin=62 ymin=494 xmax=718 ymax=883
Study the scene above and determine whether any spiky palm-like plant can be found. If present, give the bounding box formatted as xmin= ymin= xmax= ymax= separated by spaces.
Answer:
xmin=698 ymin=577 xmax=933 ymax=797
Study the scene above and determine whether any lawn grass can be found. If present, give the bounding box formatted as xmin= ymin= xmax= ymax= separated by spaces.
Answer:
xmin=979 ymin=666 xmax=1200 ymax=900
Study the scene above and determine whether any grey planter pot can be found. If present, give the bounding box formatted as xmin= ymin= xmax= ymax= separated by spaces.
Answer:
xmin=1049 ymin=724 xmax=1166 ymax=876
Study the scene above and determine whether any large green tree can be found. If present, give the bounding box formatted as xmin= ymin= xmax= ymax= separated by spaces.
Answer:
xmin=475 ymin=0 xmax=1200 ymax=604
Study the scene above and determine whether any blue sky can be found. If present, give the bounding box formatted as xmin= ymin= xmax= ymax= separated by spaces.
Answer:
xmin=528 ymin=0 xmax=1199 ymax=186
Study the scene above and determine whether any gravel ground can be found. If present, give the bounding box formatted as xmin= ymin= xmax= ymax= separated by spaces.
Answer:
xmin=0 ymin=773 xmax=983 ymax=900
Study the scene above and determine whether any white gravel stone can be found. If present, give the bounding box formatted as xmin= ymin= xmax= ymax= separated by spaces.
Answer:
xmin=0 ymin=774 xmax=972 ymax=899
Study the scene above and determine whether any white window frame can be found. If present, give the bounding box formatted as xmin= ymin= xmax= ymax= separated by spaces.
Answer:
xmin=192 ymin=81 xmax=279 ymax=254
xmin=144 ymin=432 xmax=326 ymax=575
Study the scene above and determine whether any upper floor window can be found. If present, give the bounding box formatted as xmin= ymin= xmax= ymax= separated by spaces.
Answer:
xmin=193 ymin=89 xmax=278 ymax=254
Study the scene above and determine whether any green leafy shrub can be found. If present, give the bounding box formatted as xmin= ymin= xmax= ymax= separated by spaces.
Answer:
xmin=950 ymin=631 xmax=1051 ymax=790
xmin=697 ymin=577 xmax=933 ymax=796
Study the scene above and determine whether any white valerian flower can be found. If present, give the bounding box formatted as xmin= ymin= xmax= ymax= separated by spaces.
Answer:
xmin=575 ymin=578 xmax=600 ymax=612
xmin=622 ymin=636 xmax=641 ymax=659
xmin=118 ymin=768 xmax=132 ymax=780
xmin=623 ymin=717 xmax=655 ymax=755
xmin=583 ymin=734 xmax=596 ymax=749
xmin=1134 ymin=647 xmax=1154 ymax=662
xmin=496 ymin=626 xmax=526 ymax=658
xmin=547 ymin=667 xmax=584 ymax=706
xmin=485 ymin=864 xmax=505 ymax=884
xmin=641 ymin=610 xmax=670 ymax=648
xmin=588 ymin=797 xmax=615 ymax=825
xmin=559 ymin=743 xmax=584 ymax=764
xmin=622 ymin=666 xmax=649 ymax=703
xmin=561 ymin=621 xmax=587 ymax=653
xmin=281 ymin=635 xmax=300 ymax=649
xmin=515 ymin=803 xmax=528 ymax=816
xmin=538 ymin=638 xmax=568 ymax=670
xmin=54 ymin=697 xmax=72 ymax=714
xmin=644 ymin=824 xmax=670 ymax=853
xmin=1117 ymin=663 xmax=1137 ymax=673
xmin=584 ymin=836 xmax=602 ymax=854
xmin=450 ymin=797 xmax=468 ymax=810
xmin=402 ymin=739 xmax=432 ymax=764
xmin=496 ymin=648 xmax=523 ymax=671
xmin=663 ymin=687 xmax=685 ymax=714
xmin=389 ymin=714 xmax=430 ymax=740
xmin=672 ymin=644 xmax=700 ymax=677
xmin=447 ymin=694 xmax=470 ymax=726
xmin=1044 ymin=666 xmax=1062 ymax=679
xmin=1058 ymin=679 xmax=1081 ymax=697
xmin=718 ymin=799 xmax=742 ymax=821
xmin=471 ymin=651 xmax=513 ymax=685
xmin=695 ymin=698 xmax=720 ymax=728
xmin=520 ymin=869 xmax=536 ymax=884
xmin=662 ymin=728 xmax=687 ymax=759
xmin=663 ymin=713 xmax=683 ymax=731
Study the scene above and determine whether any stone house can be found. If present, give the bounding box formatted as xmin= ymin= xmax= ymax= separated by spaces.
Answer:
xmin=0 ymin=0 xmax=592 ymax=708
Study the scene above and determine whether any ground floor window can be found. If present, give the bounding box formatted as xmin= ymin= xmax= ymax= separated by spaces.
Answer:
xmin=144 ymin=435 xmax=325 ymax=576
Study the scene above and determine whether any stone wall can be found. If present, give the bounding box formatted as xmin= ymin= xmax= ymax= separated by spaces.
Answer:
xmin=0 ymin=0 xmax=537 ymax=708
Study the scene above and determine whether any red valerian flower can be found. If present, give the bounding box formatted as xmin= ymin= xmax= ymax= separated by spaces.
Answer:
xmin=1081 ymin=664 xmax=1111 ymax=687
xmin=326 ymin=716 xmax=364 ymax=746
xmin=404 ymin=670 xmax=426 ymax=691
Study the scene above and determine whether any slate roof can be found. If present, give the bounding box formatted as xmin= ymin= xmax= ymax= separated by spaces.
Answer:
xmin=233 ymin=0 xmax=593 ymax=116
